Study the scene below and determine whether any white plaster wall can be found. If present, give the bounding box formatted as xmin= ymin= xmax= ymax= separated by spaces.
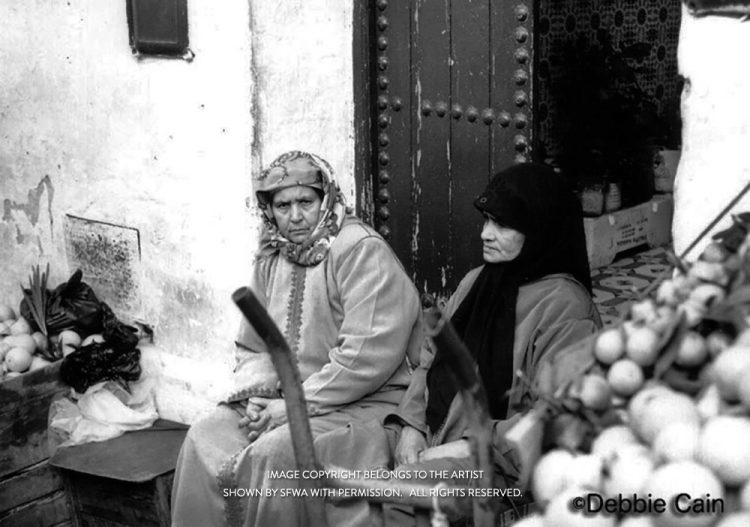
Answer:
xmin=251 ymin=0 xmax=355 ymax=203
xmin=0 ymin=0 xmax=355 ymax=423
xmin=673 ymin=9 xmax=750 ymax=259
xmin=0 ymin=0 xmax=254 ymax=419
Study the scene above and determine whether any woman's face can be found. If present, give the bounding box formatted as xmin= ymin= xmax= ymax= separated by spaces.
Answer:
xmin=271 ymin=186 xmax=322 ymax=243
xmin=480 ymin=215 xmax=525 ymax=263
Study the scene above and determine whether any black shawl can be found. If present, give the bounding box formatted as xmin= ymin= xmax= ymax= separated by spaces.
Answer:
xmin=425 ymin=163 xmax=592 ymax=433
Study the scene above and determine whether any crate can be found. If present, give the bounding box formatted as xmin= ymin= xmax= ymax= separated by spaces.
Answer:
xmin=0 ymin=361 xmax=73 ymax=526
xmin=584 ymin=194 xmax=674 ymax=269
xmin=50 ymin=420 xmax=188 ymax=527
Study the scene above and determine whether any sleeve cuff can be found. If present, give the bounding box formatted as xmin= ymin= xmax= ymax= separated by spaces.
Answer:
xmin=384 ymin=412 xmax=428 ymax=436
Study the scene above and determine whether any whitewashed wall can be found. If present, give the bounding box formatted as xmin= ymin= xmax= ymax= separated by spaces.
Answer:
xmin=251 ymin=0 xmax=355 ymax=203
xmin=673 ymin=8 xmax=750 ymax=259
xmin=0 ymin=0 xmax=355 ymax=423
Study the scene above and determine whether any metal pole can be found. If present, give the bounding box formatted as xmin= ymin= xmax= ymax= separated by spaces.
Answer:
xmin=232 ymin=287 xmax=329 ymax=527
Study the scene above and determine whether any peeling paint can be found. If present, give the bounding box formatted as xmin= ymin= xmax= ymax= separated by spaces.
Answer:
xmin=410 ymin=177 xmax=422 ymax=264
xmin=447 ymin=138 xmax=453 ymax=276
xmin=411 ymin=209 xmax=420 ymax=255
xmin=415 ymin=78 xmax=423 ymax=134
xmin=2 ymin=175 xmax=54 ymax=236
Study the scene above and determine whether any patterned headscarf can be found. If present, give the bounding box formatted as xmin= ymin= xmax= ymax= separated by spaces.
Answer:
xmin=254 ymin=151 xmax=349 ymax=266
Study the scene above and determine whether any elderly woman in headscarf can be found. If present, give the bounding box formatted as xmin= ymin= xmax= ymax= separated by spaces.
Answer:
xmin=384 ymin=162 xmax=601 ymax=524
xmin=171 ymin=151 xmax=423 ymax=527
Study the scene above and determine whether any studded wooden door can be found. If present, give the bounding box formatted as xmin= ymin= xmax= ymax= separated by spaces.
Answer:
xmin=368 ymin=0 xmax=536 ymax=298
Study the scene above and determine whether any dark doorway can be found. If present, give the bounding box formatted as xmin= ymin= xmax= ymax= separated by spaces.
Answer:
xmin=353 ymin=0 xmax=682 ymax=300
xmin=354 ymin=0 xmax=537 ymax=299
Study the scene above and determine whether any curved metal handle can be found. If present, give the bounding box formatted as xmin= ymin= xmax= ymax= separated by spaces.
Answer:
xmin=232 ymin=287 xmax=328 ymax=527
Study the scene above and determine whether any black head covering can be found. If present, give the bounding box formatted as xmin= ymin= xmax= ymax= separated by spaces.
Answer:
xmin=425 ymin=162 xmax=592 ymax=433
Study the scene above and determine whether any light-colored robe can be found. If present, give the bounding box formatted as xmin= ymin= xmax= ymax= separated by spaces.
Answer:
xmin=392 ymin=268 xmax=602 ymax=475
xmin=381 ymin=269 xmax=601 ymax=526
xmin=171 ymin=218 xmax=423 ymax=527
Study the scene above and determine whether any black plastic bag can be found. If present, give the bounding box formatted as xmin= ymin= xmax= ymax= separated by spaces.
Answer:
xmin=20 ymin=269 xmax=135 ymax=340
xmin=32 ymin=269 xmax=105 ymax=335
xmin=101 ymin=303 xmax=139 ymax=352
xmin=49 ymin=269 xmax=104 ymax=335
xmin=60 ymin=343 xmax=142 ymax=394
xmin=60 ymin=300 xmax=142 ymax=393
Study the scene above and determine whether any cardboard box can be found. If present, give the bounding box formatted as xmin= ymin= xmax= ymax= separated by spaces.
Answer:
xmin=584 ymin=194 xmax=674 ymax=269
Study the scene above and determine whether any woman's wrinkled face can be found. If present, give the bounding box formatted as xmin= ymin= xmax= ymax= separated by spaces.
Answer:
xmin=271 ymin=186 xmax=322 ymax=243
xmin=480 ymin=215 xmax=525 ymax=263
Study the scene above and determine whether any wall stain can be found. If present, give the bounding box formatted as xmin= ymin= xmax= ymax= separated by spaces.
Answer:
xmin=2 ymin=176 xmax=55 ymax=242
xmin=64 ymin=215 xmax=142 ymax=314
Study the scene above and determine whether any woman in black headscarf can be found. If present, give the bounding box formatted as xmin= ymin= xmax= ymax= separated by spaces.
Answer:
xmin=387 ymin=162 xmax=601 ymax=488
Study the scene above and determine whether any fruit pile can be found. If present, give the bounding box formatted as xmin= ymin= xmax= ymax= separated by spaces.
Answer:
xmin=0 ymin=303 xmax=99 ymax=381
xmin=513 ymin=217 xmax=750 ymax=527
